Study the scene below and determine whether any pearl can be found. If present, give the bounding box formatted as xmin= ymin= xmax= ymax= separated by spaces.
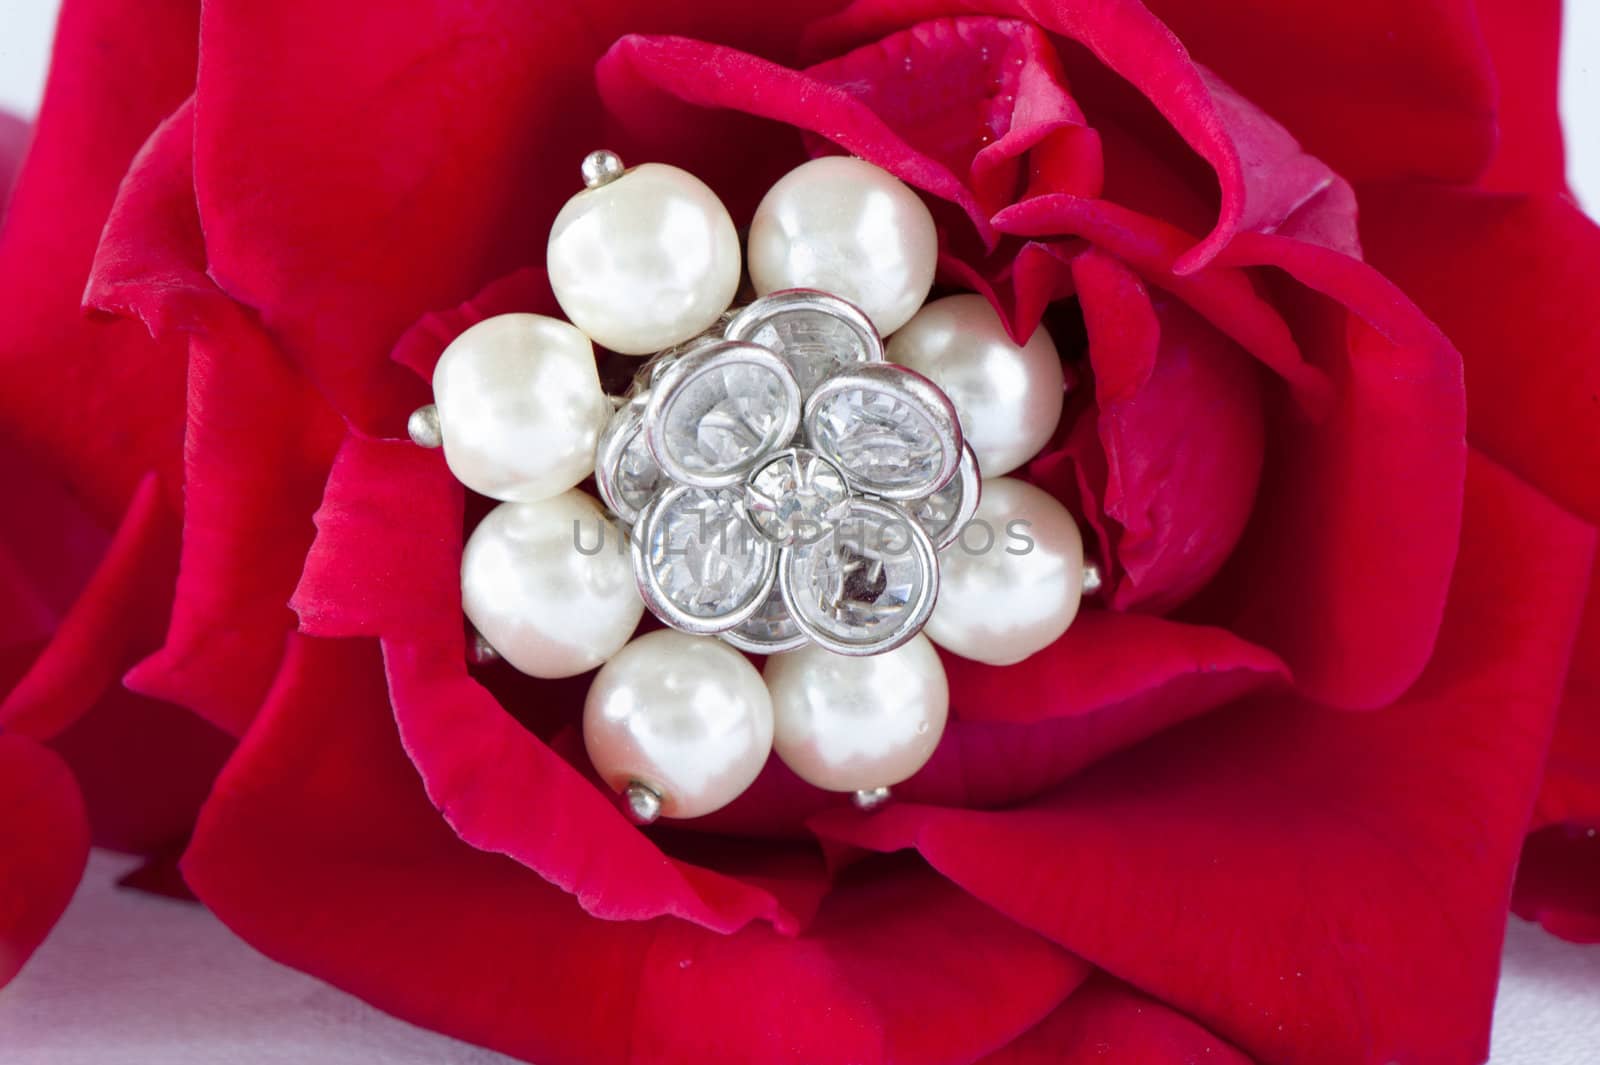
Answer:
xmin=461 ymin=490 xmax=642 ymax=679
xmin=748 ymin=156 xmax=937 ymax=335
xmin=406 ymin=404 xmax=442 ymax=448
xmin=548 ymin=162 xmax=741 ymax=355
xmin=925 ymin=477 xmax=1085 ymax=666
xmin=432 ymin=314 xmax=610 ymax=502
xmin=887 ymin=295 xmax=1064 ymax=477
xmin=583 ymin=630 xmax=774 ymax=819
xmin=764 ymin=635 xmax=948 ymax=792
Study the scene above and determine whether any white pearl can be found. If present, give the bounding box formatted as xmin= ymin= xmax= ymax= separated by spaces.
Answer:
xmin=583 ymin=631 xmax=774 ymax=819
xmin=764 ymin=635 xmax=948 ymax=792
xmin=432 ymin=314 xmax=610 ymax=502
xmin=547 ymin=163 xmax=741 ymax=355
xmin=461 ymin=490 xmax=642 ymax=679
xmin=887 ymin=295 xmax=1064 ymax=476
xmin=925 ymin=477 xmax=1085 ymax=666
xmin=748 ymin=156 xmax=938 ymax=335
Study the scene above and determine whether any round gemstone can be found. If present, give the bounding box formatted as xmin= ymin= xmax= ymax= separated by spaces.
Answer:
xmin=646 ymin=342 xmax=801 ymax=489
xmin=594 ymin=401 xmax=663 ymax=525
xmin=726 ymin=292 xmax=883 ymax=396
xmin=906 ymin=443 xmax=981 ymax=551
xmin=779 ymin=498 xmax=938 ymax=655
xmin=635 ymin=486 xmax=776 ymax=633
xmin=805 ymin=364 xmax=960 ymax=500
xmin=743 ymin=449 xmax=851 ymax=546
xmin=720 ymin=580 xmax=808 ymax=654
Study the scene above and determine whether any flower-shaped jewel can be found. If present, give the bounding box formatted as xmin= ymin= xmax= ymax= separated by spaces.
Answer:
xmin=595 ymin=289 xmax=981 ymax=657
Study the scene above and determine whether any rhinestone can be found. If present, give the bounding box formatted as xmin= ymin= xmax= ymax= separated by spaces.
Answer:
xmin=594 ymin=399 xmax=664 ymax=525
xmin=805 ymin=363 xmax=962 ymax=500
xmin=725 ymin=289 xmax=883 ymax=396
xmin=634 ymin=485 xmax=776 ymax=634
xmin=779 ymin=497 xmax=938 ymax=655
xmin=645 ymin=341 xmax=802 ymax=488
xmin=743 ymin=448 xmax=851 ymax=547
xmin=719 ymin=580 xmax=809 ymax=654
xmin=906 ymin=443 xmax=981 ymax=551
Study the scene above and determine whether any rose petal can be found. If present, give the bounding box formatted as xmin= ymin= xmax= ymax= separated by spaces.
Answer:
xmin=980 ymin=974 xmax=1253 ymax=1065
xmin=1358 ymin=187 xmax=1600 ymax=932
xmin=1201 ymin=231 xmax=1466 ymax=709
xmin=0 ymin=0 xmax=196 ymax=524
xmin=1473 ymin=0 xmax=1566 ymax=194
xmin=183 ymin=634 xmax=1086 ymax=1065
xmin=807 ymin=0 xmax=1356 ymax=272
xmin=1071 ymin=250 xmax=1265 ymax=610
xmin=1512 ymin=826 xmax=1600 ymax=944
xmin=0 ymin=735 xmax=89 ymax=988
xmin=191 ymin=0 xmax=845 ymax=434
xmin=814 ymin=451 xmax=1594 ymax=1065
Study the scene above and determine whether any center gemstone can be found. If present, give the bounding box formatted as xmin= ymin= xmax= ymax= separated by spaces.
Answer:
xmin=743 ymin=449 xmax=851 ymax=546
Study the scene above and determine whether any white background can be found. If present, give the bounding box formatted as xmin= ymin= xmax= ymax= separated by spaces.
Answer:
xmin=1 ymin=3 xmax=1598 ymax=1063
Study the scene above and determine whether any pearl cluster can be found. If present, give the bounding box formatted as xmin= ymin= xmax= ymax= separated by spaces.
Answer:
xmin=416 ymin=151 xmax=1087 ymax=823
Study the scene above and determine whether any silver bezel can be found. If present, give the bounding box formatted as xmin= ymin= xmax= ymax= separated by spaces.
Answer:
xmin=911 ymin=442 xmax=982 ymax=552
xmin=632 ymin=484 xmax=778 ymax=635
xmin=643 ymin=340 xmax=803 ymax=489
xmin=803 ymin=363 xmax=964 ymax=501
xmin=777 ymin=496 xmax=939 ymax=656
xmin=593 ymin=396 xmax=658 ymax=526
xmin=725 ymin=289 xmax=884 ymax=393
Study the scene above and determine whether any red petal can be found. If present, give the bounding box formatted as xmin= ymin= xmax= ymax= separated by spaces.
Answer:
xmin=1512 ymin=826 xmax=1600 ymax=944
xmin=806 ymin=17 xmax=1103 ymax=215
xmin=85 ymin=100 xmax=344 ymax=736
xmin=1461 ymin=0 xmax=1567 ymax=194
xmin=808 ymin=0 xmax=1357 ymax=272
xmin=1359 ymin=188 xmax=1600 ymax=931
xmin=815 ymin=451 xmax=1594 ymax=1065
xmin=1072 ymin=251 xmax=1265 ymax=610
xmin=190 ymin=0 xmax=844 ymax=435
xmin=0 ymin=0 xmax=196 ymax=524
xmin=981 ymin=975 xmax=1253 ymax=1065
xmin=1201 ymin=231 xmax=1465 ymax=709
xmin=0 ymin=475 xmax=177 ymax=740
xmin=184 ymin=635 xmax=1085 ymax=1065
xmin=0 ymin=735 xmax=89 ymax=988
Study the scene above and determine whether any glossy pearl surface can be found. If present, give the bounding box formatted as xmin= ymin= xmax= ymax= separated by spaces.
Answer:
xmin=461 ymin=491 xmax=642 ymax=679
xmin=432 ymin=314 xmax=610 ymax=502
xmin=547 ymin=163 xmax=741 ymax=355
xmin=764 ymin=635 xmax=948 ymax=792
xmin=583 ymin=631 xmax=774 ymax=819
xmin=887 ymin=294 xmax=1065 ymax=477
xmin=748 ymin=156 xmax=937 ymax=335
xmin=925 ymin=477 xmax=1085 ymax=666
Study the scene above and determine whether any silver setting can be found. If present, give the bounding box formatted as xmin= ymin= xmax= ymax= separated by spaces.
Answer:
xmin=1082 ymin=561 xmax=1104 ymax=596
xmin=743 ymin=448 xmax=851 ymax=547
xmin=804 ymin=363 xmax=963 ymax=501
xmin=632 ymin=484 xmax=777 ymax=635
xmin=779 ymin=497 xmax=938 ymax=656
xmin=725 ymin=289 xmax=883 ymax=396
xmin=624 ymin=781 xmax=663 ymax=824
xmin=644 ymin=340 xmax=803 ymax=489
xmin=719 ymin=582 xmax=811 ymax=655
xmin=407 ymin=404 xmax=443 ymax=448
xmin=594 ymin=397 xmax=663 ymax=526
xmin=907 ymin=443 xmax=981 ymax=551
xmin=581 ymin=149 xmax=625 ymax=189
xmin=852 ymin=786 xmax=893 ymax=812
xmin=589 ymin=289 xmax=969 ymax=657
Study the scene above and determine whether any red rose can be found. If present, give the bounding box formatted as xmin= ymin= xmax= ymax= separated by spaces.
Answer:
xmin=2 ymin=0 xmax=1597 ymax=1062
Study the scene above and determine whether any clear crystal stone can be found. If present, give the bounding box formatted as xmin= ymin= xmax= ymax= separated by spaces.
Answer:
xmin=659 ymin=363 xmax=796 ymax=481
xmin=743 ymin=449 xmax=851 ymax=546
xmin=906 ymin=444 xmax=979 ymax=551
xmin=642 ymin=487 xmax=774 ymax=627
xmin=809 ymin=387 xmax=944 ymax=494
xmin=781 ymin=501 xmax=936 ymax=653
xmin=739 ymin=309 xmax=871 ymax=395
xmin=721 ymin=581 xmax=807 ymax=653
xmin=613 ymin=430 xmax=662 ymax=518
